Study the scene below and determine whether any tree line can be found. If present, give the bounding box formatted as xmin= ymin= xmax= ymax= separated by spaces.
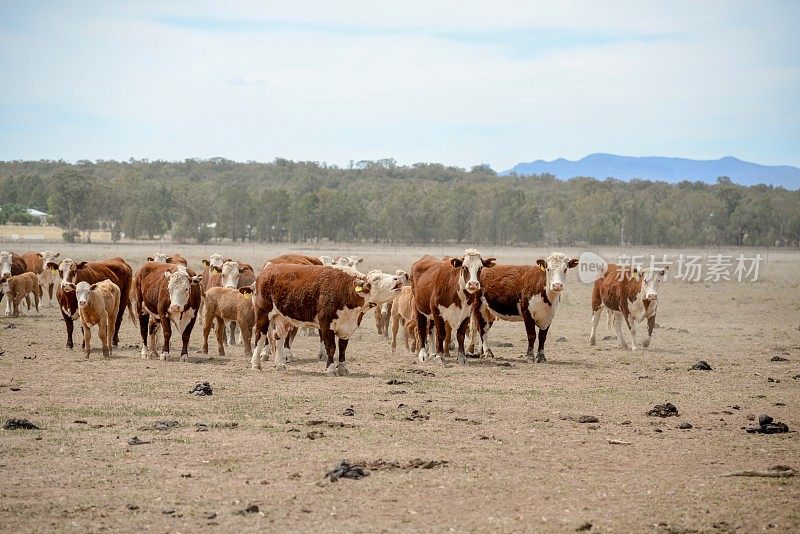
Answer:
xmin=0 ymin=158 xmax=798 ymax=247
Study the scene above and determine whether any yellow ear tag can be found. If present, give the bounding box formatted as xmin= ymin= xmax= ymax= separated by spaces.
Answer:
xmin=632 ymin=271 xmax=639 ymax=280
xmin=51 ymin=269 xmax=58 ymax=275
xmin=355 ymin=285 xmax=364 ymax=292
xmin=242 ymin=292 xmax=251 ymax=300
xmin=539 ymin=265 xmax=546 ymax=272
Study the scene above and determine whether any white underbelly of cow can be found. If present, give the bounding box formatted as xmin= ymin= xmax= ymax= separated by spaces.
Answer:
xmin=528 ymin=294 xmax=559 ymax=328
xmin=330 ymin=306 xmax=362 ymax=339
xmin=170 ymin=308 xmax=195 ymax=334
xmin=268 ymin=305 xmax=319 ymax=330
xmin=437 ymin=303 xmax=469 ymax=329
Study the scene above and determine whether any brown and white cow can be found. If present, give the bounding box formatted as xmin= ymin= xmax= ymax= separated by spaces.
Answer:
xmin=390 ymin=285 xmax=419 ymax=353
xmin=219 ymin=260 xmax=256 ymax=344
xmin=0 ymin=251 xmax=27 ymax=315
xmin=21 ymin=251 xmax=60 ymax=307
xmin=201 ymin=285 xmax=255 ymax=357
xmin=51 ymin=258 xmax=133 ymax=348
xmin=375 ymin=269 xmax=410 ymax=339
xmin=146 ymin=253 xmax=188 ymax=266
xmin=590 ymin=264 xmax=667 ymax=350
xmin=64 ymin=280 xmax=121 ymax=359
xmin=475 ymin=253 xmax=579 ymax=362
xmin=200 ymin=253 xmax=225 ymax=292
xmin=411 ymin=249 xmax=495 ymax=364
xmin=0 ymin=272 xmax=39 ymax=316
xmin=133 ymin=263 xmax=203 ymax=361
xmin=252 ymin=263 xmax=403 ymax=374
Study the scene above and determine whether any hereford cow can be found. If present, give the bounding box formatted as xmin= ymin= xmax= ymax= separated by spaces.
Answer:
xmin=200 ymin=254 xmax=225 ymax=292
xmin=201 ymin=285 xmax=255 ymax=357
xmin=21 ymin=251 xmax=60 ymax=307
xmin=590 ymin=264 xmax=667 ymax=350
xmin=252 ymin=264 xmax=403 ymax=374
xmin=375 ymin=269 xmax=410 ymax=339
xmin=390 ymin=285 xmax=419 ymax=353
xmin=0 ymin=251 xmax=27 ymax=315
xmin=474 ymin=253 xmax=579 ymax=362
xmin=219 ymin=260 xmax=256 ymax=344
xmin=51 ymin=258 xmax=133 ymax=349
xmin=411 ymin=249 xmax=495 ymax=364
xmin=0 ymin=272 xmax=40 ymax=316
xmin=146 ymin=253 xmax=188 ymax=266
xmin=133 ymin=263 xmax=203 ymax=361
xmin=64 ymin=280 xmax=120 ymax=359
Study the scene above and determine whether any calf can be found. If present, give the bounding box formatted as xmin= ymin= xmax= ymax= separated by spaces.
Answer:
xmin=21 ymin=251 xmax=60 ymax=307
xmin=590 ymin=264 xmax=667 ymax=350
xmin=51 ymin=258 xmax=133 ymax=349
xmin=0 ymin=272 xmax=39 ymax=316
xmin=201 ymin=254 xmax=225 ymax=292
xmin=147 ymin=253 xmax=188 ymax=266
xmin=64 ymin=280 xmax=120 ymax=359
xmin=0 ymin=251 xmax=27 ymax=315
xmin=375 ymin=270 xmax=410 ymax=339
xmin=133 ymin=263 xmax=203 ymax=361
xmin=390 ymin=285 xmax=419 ymax=353
xmin=219 ymin=260 xmax=256 ymax=344
xmin=201 ymin=285 xmax=255 ymax=357
xmin=475 ymin=253 xmax=579 ymax=362
xmin=411 ymin=249 xmax=495 ymax=364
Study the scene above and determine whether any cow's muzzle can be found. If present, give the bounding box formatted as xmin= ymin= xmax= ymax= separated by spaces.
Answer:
xmin=78 ymin=300 xmax=88 ymax=308
xmin=466 ymin=282 xmax=480 ymax=293
xmin=1 ymin=272 xmax=10 ymax=280
xmin=646 ymin=293 xmax=658 ymax=301
xmin=551 ymin=283 xmax=564 ymax=292
xmin=168 ymin=304 xmax=182 ymax=313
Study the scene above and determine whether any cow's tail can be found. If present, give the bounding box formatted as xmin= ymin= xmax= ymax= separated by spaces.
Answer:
xmin=126 ymin=299 xmax=137 ymax=324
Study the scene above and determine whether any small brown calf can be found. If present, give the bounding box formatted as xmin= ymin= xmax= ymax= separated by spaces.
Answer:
xmin=201 ymin=286 xmax=255 ymax=357
xmin=1 ymin=272 xmax=39 ymax=316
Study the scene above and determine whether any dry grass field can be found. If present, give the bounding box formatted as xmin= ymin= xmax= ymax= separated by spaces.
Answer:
xmin=1 ymin=242 xmax=798 ymax=533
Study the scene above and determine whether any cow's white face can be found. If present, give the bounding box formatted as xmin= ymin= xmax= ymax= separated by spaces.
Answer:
xmin=320 ymin=256 xmax=334 ymax=266
xmin=536 ymin=253 xmax=579 ymax=293
xmin=57 ymin=258 xmax=80 ymax=288
xmin=73 ymin=281 xmax=95 ymax=309
xmin=0 ymin=251 xmax=12 ymax=280
xmin=364 ymin=270 xmax=404 ymax=304
xmin=335 ymin=256 xmax=363 ymax=268
xmin=151 ymin=253 xmax=168 ymax=263
xmin=220 ymin=260 xmax=240 ymax=289
xmin=451 ymin=249 xmax=495 ymax=294
xmin=203 ymin=254 xmax=224 ymax=274
xmin=39 ymin=251 xmax=59 ymax=266
xmin=163 ymin=270 xmax=196 ymax=313
xmin=639 ymin=267 xmax=667 ymax=301
xmin=395 ymin=269 xmax=410 ymax=284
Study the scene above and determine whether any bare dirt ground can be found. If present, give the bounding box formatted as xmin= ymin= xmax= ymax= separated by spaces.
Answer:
xmin=1 ymin=242 xmax=798 ymax=533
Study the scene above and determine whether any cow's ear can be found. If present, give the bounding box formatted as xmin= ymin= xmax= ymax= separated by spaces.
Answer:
xmin=36 ymin=252 xmax=43 ymax=258
xmin=483 ymin=257 xmax=496 ymax=268
xmin=46 ymin=262 xmax=58 ymax=270
xmin=202 ymin=259 xmax=210 ymax=266
xmin=356 ymin=257 xmax=364 ymax=264
xmin=225 ymin=258 xmax=233 ymax=263
xmin=64 ymin=283 xmax=76 ymax=292
xmin=536 ymin=259 xmax=547 ymax=271
xmin=90 ymin=283 xmax=98 ymax=291
xmin=238 ymin=286 xmax=253 ymax=295
xmin=163 ymin=271 xmax=172 ymax=279
xmin=76 ymin=261 xmax=88 ymax=269
xmin=450 ymin=258 xmax=463 ymax=268
xmin=239 ymin=267 xmax=247 ymax=273
xmin=166 ymin=257 xmax=173 ymax=262
xmin=568 ymin=258 xmax=579 ymax=269
xmin=146 ymin=256 xmax=154 ymax=261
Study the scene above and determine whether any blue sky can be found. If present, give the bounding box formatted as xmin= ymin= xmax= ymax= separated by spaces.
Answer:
xmin=1 ymin=1 xmax=798 ymax=170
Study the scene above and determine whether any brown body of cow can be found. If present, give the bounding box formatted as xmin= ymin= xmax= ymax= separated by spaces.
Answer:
xmin=223 ymin=260 xmax=256 ymax=345
xmin=202 ymin=286 xmax=255 ymax=357
xmin=390 ymin=285 xmax=419 ymax=353
xmin=411 ymin=250 xmax=495 ymax=364
xmin=52 ymin=258 xmax=133 ymax=349
xmin=0 ymin=251 xmax=27 ymax=315
xmin=73 ymin=280 xmax=121 ymax=359
xmin=133 ymin=262 xmax=203 ymax=362
xmin=20 ymin=252 xmax=57 ymax=305
xmin=252 ymin=263 xmax=372 ymax=375
xmin=1 ymin=272 xmax=39 ymax=316
xmin=267 ymin=254 xmax=323 ymax=266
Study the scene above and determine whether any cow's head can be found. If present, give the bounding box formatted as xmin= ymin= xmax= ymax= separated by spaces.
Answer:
xmin=364 ymin=270 xmax=405 ymax=304
xmin=319 ymin=256 xmax=334 ymax=266
xmin=352 ymin=279 xmax=372 ymax=298
xmin=451 ymin=249 xmax=495 ymax=294
xmin=148 ymin=253 xmax=168 ymax=263
xmin=335 ymin=256 xmax=363 ymax=268
xmin=57 ymin=258 xmax=86 ymax=288
xmin=220 ymin=260 xmax=244 ymax=289
xmin=0 ymin=251 xmax=12 ymax=280
xmin=163 ymin=269 xmax=201 ymax=313
xmin=395 ymin=269 xmax=410 ymax=284
xmin=70 ymin=281 xmax=97 ymax=309
xmin=637 ymin=266 xmax=668 ymax=301
xmin=536 ymin=253 xmax=579 ymax=293
xmin=39 ymin=251 xmax=59 ymax=264
xmin=202 ymin=254 xmax=224 ymax=274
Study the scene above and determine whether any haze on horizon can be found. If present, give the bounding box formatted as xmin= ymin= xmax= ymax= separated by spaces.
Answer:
xmin=1 ymin=1 xmax=798 ymax=171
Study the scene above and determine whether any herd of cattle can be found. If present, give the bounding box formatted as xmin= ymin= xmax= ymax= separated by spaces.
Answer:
xmin=0 ymin=249 xmax=667 ymax=375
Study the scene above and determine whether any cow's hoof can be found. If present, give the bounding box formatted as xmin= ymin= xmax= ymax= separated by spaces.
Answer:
xmin=84 ymin=353 xmax=90 ymax=359
xmin=630 ymin=345 xmax=638 ymax=352
xmin=250 ymin=357 xmax=262 ymax=370
xmin=432 ymin=353 xmax=445 ymax=364
xmin=641 ymin=338 xmax=651 ymax=348
xmin=417 ymin=348 xmax=429 ymax=363
xmin=275 ymin=364 xmax=287 ymax=371
xmin=457 ymin=352 xmax=467 ymax=365
xmin=337 ymin=363 xmax=349 ymax=375
xmin=284 ymin=348 xmax=294 ymax=362
xmin=482 ymin=348 xmax=495 ymax=359
xmin=140 ymin=347 xmax=148 ymax=359
xmin=589 ymin=337 xmax=596 ymax=346
xmin=180 ymin=354 xmax=188 ymax=362
xmin=535 ymin=351 xmax=547 ymax=363
xmin=324 ymin=363 xmax=337 ymax=376
xmin=618 ymin=343 xmax=629 ymax=350
xmin=160 ymin=352 xmax=169 ymax=361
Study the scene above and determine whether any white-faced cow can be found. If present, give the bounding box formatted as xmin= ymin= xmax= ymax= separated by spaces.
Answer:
xmin=0 ymin=251 xmax=27 ymax=315
xmin=21 ymin=251 xmax=60 ymax=307
xmin=219 ymin=259 xmax=256 ymax=344
xmin=133 ymin=262 xmax=203 ymax=362
xmin=146 ymin=253 xmax=188 ymax=266
xmin=590 ymin=264 xmax=667 ymax=350
xmin=475 ymin=253 xmax=579 ymax=362
xmin=65 ymin=280 xmax=121 ymax=359
xmin=411 ymin=249 xmax=495 ymax=364
xmin=200 ymin=254 xmax=225 ymax=292
xmin=375 ymin=270 xmax=410 ymax=339
xmin=52 ymin=258 xmax=133 ymax=349
xmin=0 ymin=272 xmax=39 ymax=316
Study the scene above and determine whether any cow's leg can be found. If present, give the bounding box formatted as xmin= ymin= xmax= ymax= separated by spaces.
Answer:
xmin=98 ymin=317 xmax=109 ymax=358
xmin=391 ymin=311 xmax=401 ymax=353
xmin=455 ymin=317 xmax=469 ymax=364
xmin=317 ymin=329 xmax=326 ymax=361
xmin=160 ymin=316 xmax=172 ymax=361
xmin=589 ymin=306 xmax=603 ymax=345
xmin=283 ymin=326 xmax=296 ymax=362
xmin=241 ymin=320 xmax=253 ymax=358
xmin=251 ymin=312 xmax=270 ymax=370
xmin=522 ymin=311 xmax=538 ymax=361
xmin=320 ymin=325 xmax=337 ymax=375
xmin=147 ymin=320 xmax=160 ymax=358
xmin=180 ymin=316 xmax=196 ymax=362
xmin=105 ymin=313 xmax=114 ymax=358
xmin=475 ymin=311 xmax=494 ymax=358
xmin=138 ymin=313 xmax=149 ymax=358
xmin=83 ymin=322 xmax=92 ymax=359
xmin=227 ymin=320 xmax=237 ymax=345
xmin=415 ymin=312 xmax=430 ymax=362
xmin=48 ymin=283 xmax=54 ymax=307
xmin=612 ymin=312 xmax=628 ymax=349
xmin=336 ymin=337 xmax=349 ymax=375
xmin=215 ymin=316 xmax=226 ymax=356
xmin=432 ymin=311 xmax=446 ymax=364
xmin=442 ymin=323 xmax=452 ymax=358
xmin=642 ymin=315 xmax=656 ymax=348
xmin=111 ymin=297 xmax=124 ymax=347
xmin=535 ymin=326 xmax=549 ymax=363
xmin=626 ymin=314 xmax=639 ymax=351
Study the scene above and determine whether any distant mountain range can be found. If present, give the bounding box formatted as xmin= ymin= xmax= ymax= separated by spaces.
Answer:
xmin=502 ymin=154 xmax=800 ymax=188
